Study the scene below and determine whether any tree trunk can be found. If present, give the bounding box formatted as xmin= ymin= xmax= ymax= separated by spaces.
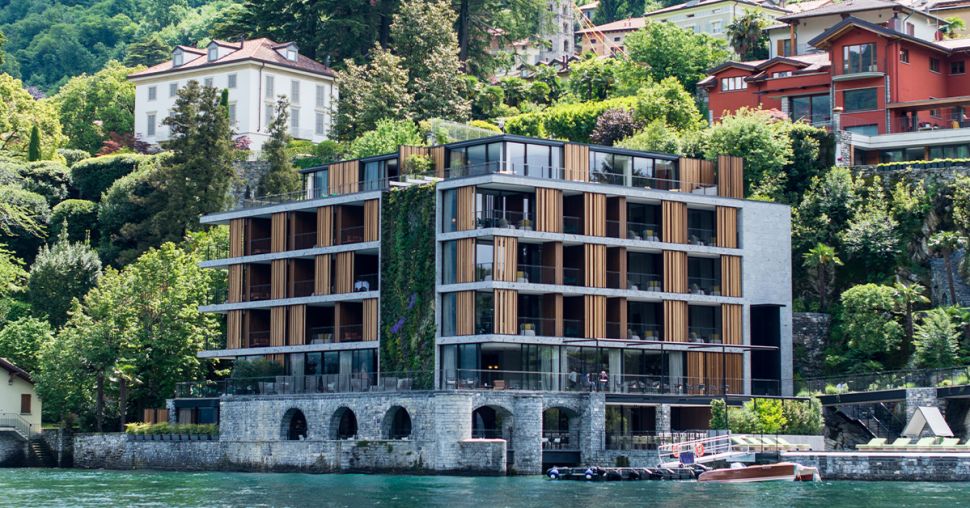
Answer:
xmin=95 ymin=373 xmax=105 ymax=433
xmin=945 ymin=251 xmax=957 ymax=305
xmin=816 ymin=265 xmax=827 ymax=312
xmin=119 ymin=377 xmax=128 ymax=432
xmin=904 ymin=302 xmax=914 ymax=356
xmin=458 ymin=0 xmax=470 ymax=63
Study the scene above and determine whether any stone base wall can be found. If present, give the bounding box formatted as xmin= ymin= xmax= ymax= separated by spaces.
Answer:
xmin=0 ymin=433 xmax=25 ymax=467
xmin=458 ymin=439 xmax=506 ymax=475
xmin=930 ymin=250 xmax=970 ymax=307
xmin=787 ymin=453 xmax=970 ymax=481
xmin=792 ymin=312 xmax=831 ymax=380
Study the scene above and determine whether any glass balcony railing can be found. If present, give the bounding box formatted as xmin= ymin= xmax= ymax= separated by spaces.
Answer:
xmin=338 ymin=225 xmax=366 ymax=245
xmin=248 ymin=283 xmax=271 ymax=301
xmin=175 ymin=372 xmax=429 ymax=398
xmin=625 ymin=221 xmax=660 ymax=241
xmin=516 ymin=316 xmax=557 ymax=336
xmin=688 ymin=276 xmax=720 ymax=296
xmin=687 ymin=227 xmax=716 ymax=246
xmin=249 ymin=237 xmax=271 ymax=255
xmin=563 ymin=215 xmax=581 ymax=234
xmin=475 ymin=210 xmax=534 ymax=230
xmin=563 ymin=318 xmax=583 ymax=338
xmin=688 ymin=326 xmax=722 ymax=344
xmin=291 ymin=279 xmax=315 ymax=298
xmin=517 ymin=263 xmax=556 ymax=284
xmin=307 ymin=326 xmax=335 ymax=344
xmin=292 ymin=231 xmax=317 ymax=250
xmin=626 ymin=323 xmax=662 ymax=341
xmin=475 ymin=262 xmax=493 ymax=282
xmin=248 ymin=330 xmax=270 ymax=347
xmin=626 ymin=272 xmax=661 ymax=292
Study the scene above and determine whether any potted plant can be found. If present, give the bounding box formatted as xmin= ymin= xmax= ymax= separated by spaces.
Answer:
xmin=519 ymin=218 xmax=533 ymax=230
xmin=403 ymin=154 xmax=433 ymax=181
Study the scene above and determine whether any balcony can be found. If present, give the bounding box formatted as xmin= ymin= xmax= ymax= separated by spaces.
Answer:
xmin=292 ymin=231 xmax=317 ymax=250
xmin=516 ymin=316 xmax=557 ymax=336
xmin=239 ymin=177 xmax=390 ymax=210
xmin=622 ymin=221 xmax=660 ymax=242
xmin=563 ymin=215 xmax=581 ymax=234
xmin=175 ymin=372 xmax=428 ymax=398
xmin=688 ymin=326 xmax=722 ymax=344
xmin=250 ymin=237 xmax=271 ymax=255
xmin=475 ymin=262 xmax=493 ymax=281
xmin=338 ymin=225 xmax=365 ymax=245
xmin=307 ymin=326 xmax=335 ymax=344
xmin=687 ymin=227 xmax=715 ymax=246
xmin=626 ymin=322 xmax=662 ymax=341
xmin=626 ymin=271 xmax=661 ymax=292
xmin=292 ymin=279 xmax=315 ymax=298
xmin=688 ymin=276 xmax=720 ymax=296
xmin=518 ymin=263 xmax=557 ymax=284
xmin=248 ymin=330 xmax=270 ymax=348
xmin=475 ymin=210 xmax=534 ymax=230
xmin=248 ymin=283 xmax=271 ymax=302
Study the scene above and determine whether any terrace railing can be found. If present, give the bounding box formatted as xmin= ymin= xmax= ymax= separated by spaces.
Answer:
xmin=175 ymin=372 xmax=432 ymax=398
xmin=800 ymin=366 xmax=970 ymax=395
xmin=0 ymin=413 xmax=31 ymax=440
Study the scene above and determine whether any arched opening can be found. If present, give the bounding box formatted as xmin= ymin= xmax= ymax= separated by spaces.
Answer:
xmin=542 ymin=407 xmax=580 ymax=450
xmin=382 ymin=406 xmax=413 ymax=439
xmin=472 ymin=405 xmax=513 ymax=440
xmin=281 ymin=408 xmax=308 ymax=441
xmin=331 ymin=407 xmax=358 ymax=439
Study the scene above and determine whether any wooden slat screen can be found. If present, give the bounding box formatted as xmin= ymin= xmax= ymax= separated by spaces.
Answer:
xmin=363 ymin=298 xmax=379 ymax=341
xmin=333 ymin=302 xmax=342 ymax=341
xmin=288 ymin=305 xmax=306 ymax=346
xmin=227 ymin=310 xmax=242 ymax=349
xmin=430 ymin=146 xmax=447 ymax=178
xmin=317 ymin=206 xmax=333 ymax=247
xmin=334 ymin=252 xmax=354 ymax=294
xmin=700 ymin=159 xmax=716 ymax=186
xmin=584 ymin=244 xmax=606 ymax=288
xmin=364 ymin=199 xmax=380 ymax=242
xmin=228 ymin=265 xmax=243 ymax=303
xmin=661 ymin=201 xmax=687 ymax=243
xmin=717 ymin=155 xmax=744 ymax=199
xmin=662 ymin=250 xmax=687 ymax=293
xmin=494 ymin=236 xmax=518 ymax=282
xmin=716 ymin=206 xmax=738 ymax=249
xmin=399 ymin=145 xmax=429 ymax=175
xmin=722 ymin=303 xmax=743 ymax=345
xmin=679 ymin=157 xmax=701 ymax=193
xmin=456 ymin=238 xmax=475 ymax=283
xmin=610 ymin=196 xmax=626 ymax=239
xmin=271 ymin=212 xmax=287 ymax=253
xmin=455 ymin=291 xmax=475 ymax=336
xmin=494 ymin=289 xmax=518 ymax=335
xmin=563 ymin=143 xmax=590 ymax=182
xmin=543 ymin=242 xmax=563 ymax=285
xmin=584 ymin=295 xmax=607 ymax=338
xmin=315 ymin=254 xmax=331 ymax=295
xmin=536 ymin=187 xmax=563 ymax=233
xmin=229 ymin=219 xmax=246 ymax=257
xmin=543 ymin=294 xmax=564 ymax=336
xmin=583 ymin=193 xmax=606 ymax=236
xmin=721 ymin=255 xmax=742 ymax=297
xmin=242 ymin=312 xmax=251 ymax=348
xmin=456 ymin=186 xmax=476 ymax=231
xmin=270 ymin=306 xmax=286 ymax=347
xmin=687 ymin=352 xmax=743 ymax=394
xmin=329 ymin=161 xmax=359 ymax=195
xmin=271 ymin=259 xmax=286 ymax=299
xmin=663 ymin=300 xmax=688 ymax=342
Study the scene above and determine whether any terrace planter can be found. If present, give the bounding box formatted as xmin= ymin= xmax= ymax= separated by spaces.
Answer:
xmin=180 ymin=434 xmax=190 ymax=441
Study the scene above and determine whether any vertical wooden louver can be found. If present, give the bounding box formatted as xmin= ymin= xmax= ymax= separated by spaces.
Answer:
xmin=456 ymin=238 xmax=476 ymax=283
xmin=564 ymin=143 xmax=590 ymax=182
xmin=543 ymin=294 xmax=564 ymax=336
xmin=363 ymin=298 xmax=379 ymax=341
xmin=288 ymin=305 xmax=306 ymax=346
xmin=456 ymin=186 xmax=476 ymax=231
xmin=722 ymin=303 xmax=743 ymax=345
xmin=661 ymin=201 xmax=687 ymax=244
xmin=688 ymin=352 xmax=742 ymax=395
xmin=314 ymin=254 xmax=331 ymax=295
xmin=271 ymin=213 xmax=287 ymax=252
xmin=717 ymin=155 xmax=744 ymax=199
xmin=227 ymin=310 xmax=243 ymax=349
xmin=720 ymin=255 xmax=742 ymax=297
xmin=584 ymin=244 xmax=606 ymax=288
xmin=430 ymin=146 xmax=447 ymax=178
xmin=536 ymin=187 xmax=563 ymax=233
xmin=716 ymin=206 xmax=738 ymax=249
xmin=583 ymin=193 xmax=606 ymax=236
xmin=364 ymin=199 xmax=380 ymax=242
xmin=229 ymin=219 xmax=246 ymax=258
xmin=334 ymin=252 xmax=354 ymax=294
xmin=455 ymin=291 xmax=475 ymax=336
xmin=543 ymin=242 xmax=563 ymax=285
xmin=270 ymin=306 xmax=286 ymax=347
xmin=399 ymin=145 xmax=429 ymax=175
xmin=271 ymin=259 xmax=286 ymax=300
xmin=679 ymin=158 xmax=716 ymax=193
xmin=663 ymin=300 xmax=688 ymax=342
xmin=228 ymin=265 xmax=243 ymax=303
xmin=584 ymin=294 xmax=606 ymax=338
xmin=494 ymin=236 xmax=518 ymax=282
xmin=494 ymin=289 xmax=518 ymax=335
xmin=317 ymin=206 xmax=333 ymax=247
xmin=329 ymin=161 xmax=359 ymax=195
xmin=662 ymin=250 xmax=687 ymax=293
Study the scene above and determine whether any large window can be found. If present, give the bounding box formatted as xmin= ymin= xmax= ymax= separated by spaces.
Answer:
xmin=591 ymin=151 xmax=678 ymax=189
xmin=842 ymin=88 xmax=878 ymax=112
xmin=719 ymin=76 xmax=747 ymax=92
xmin=789 ymin=94 xmax=831 ymax=124
xmin=441 ymin=189 xmax=458 ymax=232
xmin=842 ymin=43 xmax=877 ymax=74
xmin=360 ymin=158 xmax=398 ymax=191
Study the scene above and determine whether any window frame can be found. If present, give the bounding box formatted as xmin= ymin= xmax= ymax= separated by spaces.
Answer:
xmin=952 ymin=60 xmax=966 ymax=75
xmin=930 ymin=57 xmax=941 ymax=73
xmin=900 ymin=48 xmax=910 ymax=64
xmin=146 ymin=112 xmax=157 ymax=137
xmin=841 ymin=43 xmax=877 ymax=74
xmin=227 ymin=74 xmax=237 ymax=88
xmin=147 ymin=86 xmax=157 ymax=101
xmin=842 ymin=88 xmax=879 ymax=112
xmin=20 ymin=394 xmax=30 ymax=415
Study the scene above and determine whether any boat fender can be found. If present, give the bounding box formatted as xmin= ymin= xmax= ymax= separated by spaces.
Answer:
xmin=628 ymin=470 xmax=641 ymax=480
xmin=584 ymin=468 xmax=594 ymax=480
xmin=695 ymin=443 xmax=705 ymax=457
xmin=548 ymin=467 xmax=560 ymax=479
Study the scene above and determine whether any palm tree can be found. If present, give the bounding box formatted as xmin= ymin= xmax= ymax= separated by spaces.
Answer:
xmin=726 ymin=9 xmax=769 ymax=60
xmin=928 ymin=231 xmax=967 ymax=305
xmin=893 ymin=281 xmax=929 ymax=356
xmin=802 ymin=243 xmax=842 ymax=312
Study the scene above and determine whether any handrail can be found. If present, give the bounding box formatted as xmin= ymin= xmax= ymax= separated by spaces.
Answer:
xmin=0 ymin=412 xmax=31 ymax=440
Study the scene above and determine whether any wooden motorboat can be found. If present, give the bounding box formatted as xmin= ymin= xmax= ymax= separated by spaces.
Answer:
xmin=697 ymin=462 xmax=820 ymax=483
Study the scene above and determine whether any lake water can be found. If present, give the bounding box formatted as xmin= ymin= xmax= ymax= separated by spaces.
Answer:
xmin=2 ymin=469 xmax=969 ymax=507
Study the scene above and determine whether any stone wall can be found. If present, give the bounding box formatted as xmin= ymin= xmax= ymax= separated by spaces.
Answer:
xmin=787 ymin=453 xmax=970 ymax=481
xmin=0 ymin=433 xmax=25 ymax=467
xmin=929 ymin=250 xmax=970 ymax=307
xmin=40 ymin=428 xmax=73 ymax=467
xmin=792 ymin=312 xmax=831 ymax=380
xmin=458 ymin=439 xmax=506 ymax=474
xmin=230 ymin=160 xmax=271 ymax=207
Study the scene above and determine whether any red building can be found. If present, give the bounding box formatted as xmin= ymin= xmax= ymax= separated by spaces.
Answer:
xmin=701 ymin=16 xmax=970 ymax=165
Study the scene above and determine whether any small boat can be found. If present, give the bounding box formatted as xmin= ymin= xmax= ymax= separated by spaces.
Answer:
xmin=697 ymin=462 xmax=821 ymax=483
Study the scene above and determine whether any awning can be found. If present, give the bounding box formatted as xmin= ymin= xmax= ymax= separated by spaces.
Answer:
xmin=888 ymin=96 xmax=970 ymax=112
xmin=901 ymin=406 xmax=954 ymax=437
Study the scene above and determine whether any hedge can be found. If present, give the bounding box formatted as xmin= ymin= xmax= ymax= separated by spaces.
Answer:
xmin=50 ymin=199 xmax=98 ymax=243
xmin=125 ymin=422 xmax=219 ymax=436
xmin=19 ymin=161 xmax=71 ymax=205
xmin=57 ymin=149 xmax=92 ymax=168
xmin=504 ymin=96 xmax=638 ymax=143
xmin=70 ymin=153 xmax=149 ymax=200
xmin=0 ymin=184 xmax=50 ymax=259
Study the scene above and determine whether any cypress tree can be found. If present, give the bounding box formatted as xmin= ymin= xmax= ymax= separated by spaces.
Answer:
xmin=27 ymin=125 xmax=41 ymax=161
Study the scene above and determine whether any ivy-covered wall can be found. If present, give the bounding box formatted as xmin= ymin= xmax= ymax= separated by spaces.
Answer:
xmin=380 ymin=183 xmax=437 ymax=386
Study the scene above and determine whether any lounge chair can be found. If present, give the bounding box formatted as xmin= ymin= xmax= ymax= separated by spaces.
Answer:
xmin=910 ymin=437 xmax=938 ymax=451
xmin=776 ymin=437 xmax=811 ymax=451
xmin=887 ymin=437 xmax=912 ymax=449
xmin=932 ymin=437 xmax=961 ymax=451
xmin=856 ymin=438 xmax=887 ymax=451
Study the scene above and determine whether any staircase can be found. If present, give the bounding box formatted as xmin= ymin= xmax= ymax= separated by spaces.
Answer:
xmin=26 ymin=437 xmax=56 ymax=467
xmin=658 ymin=434 xmax=754 ymax=468
xmin=0 ymin=413 xmax=30 ymax=441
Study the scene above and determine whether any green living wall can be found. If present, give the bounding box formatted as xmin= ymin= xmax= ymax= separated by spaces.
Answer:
xmin=380 ymin=183 xmax=437 ymax=387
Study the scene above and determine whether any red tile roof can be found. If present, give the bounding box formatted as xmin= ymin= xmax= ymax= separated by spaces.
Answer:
xmin=129 ymin=38 xmax=335 ymax=79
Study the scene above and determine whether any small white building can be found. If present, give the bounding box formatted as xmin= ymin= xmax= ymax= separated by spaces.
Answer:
xmin=129 ymin=38 xmax=338 ymax=153
xmin=0 ymin=358 xmax=40 ymax=437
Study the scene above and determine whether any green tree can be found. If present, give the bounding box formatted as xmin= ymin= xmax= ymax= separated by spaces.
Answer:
xmin=96 ymin=157 xmax=166 ymax=265
xmin=952 ymin=175 xmax=970 ymax=234
xmin=349 ymin=119 xmax=424 ymax=159
xmin=839 ymin=283 xmax=905 ymax=370
xmin=334 ymin=46 xmax=414 ymax=140
xmin=634 ymin=77 xmax=704 ymax=131
xmin=123 ymin=34 xmax=170 ymax=67
xmin=0 ymin=316 xmax=52 ymax=374
xmin=893 ymin=281 xmax=929 ymax=357
xmin=726 ymin=9 xmax=768 ymax=60
xmin=157 ymin=80 xmax=235 ymax=241
xmin=592 ymin=0 xmax=646 ymax=24
xmin=928 ymin=231 xmax=967 ymax=305
xmin=703 ymin=108 xmax=793 ymax=197
xmin=53 ymin=61 xmax=140 ymax=154
xmin=616 ymin=119 xmax=682 ymax=154
xmin=453 ymin=0 xmax=547 ymax=76
xmin=792 ymin=166 xmax=860 ymax=256
xmin=625 ymin=22 xmax=730 ymax=92
xmin=257 ymin=97 xmax=300 ymax=197
xmin=0 ymin=185 xmax=50 ymax=261
xmin=27 ymin=231 xmax=102 ymax=327
xmin=590 ymin=108 xmax=640 ymax=146
xmin=0 ymin=74 xmax=65 ymax=159
xmin=499 ymin=77 xmax=530 ymax=108
xmin=567 ymin=55 xmax=619 ymax=101
xmin=0 ymin=244 xmax=26 ymax=298
xmin=912 ymin=308 xmax=961 ymax=368
xmin=839 ymin=181 xmax=900 ymax=279
xmin=27 ymin=125 xmax=41 ymax=161
xmin=50 ymin=199 xmax=98 ymax=243
xmin=802 ymin=243 xmax=842 ymax=312
xmin=944 ymin=16 xmax=967 ymax=39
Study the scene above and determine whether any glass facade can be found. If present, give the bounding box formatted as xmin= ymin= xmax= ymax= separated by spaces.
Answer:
xmin=591 ymin=150 xmax=678 ymax=189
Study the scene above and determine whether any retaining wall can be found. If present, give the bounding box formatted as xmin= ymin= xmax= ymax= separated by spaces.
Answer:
xmin=786 ymin=452 xmax=970 ymax=481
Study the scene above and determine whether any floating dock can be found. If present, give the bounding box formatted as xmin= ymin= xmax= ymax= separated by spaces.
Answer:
xmin=545 ymin=465 xmax=707 ymax=481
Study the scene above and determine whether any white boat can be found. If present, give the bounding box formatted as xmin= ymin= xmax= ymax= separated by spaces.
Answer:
xmin=697 ymin=462 xmax=821 ymax=483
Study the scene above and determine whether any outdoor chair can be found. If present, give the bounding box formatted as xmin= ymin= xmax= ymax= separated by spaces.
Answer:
xmin=856 ymin=438 xmax=887 ymax=450
xmin=887 ymin=437 xmax=912 ymax=449
xmin=910 ymin=437 xmax=938 ymax=451
xmin=932 ymin=438 xmax=961 ymax=451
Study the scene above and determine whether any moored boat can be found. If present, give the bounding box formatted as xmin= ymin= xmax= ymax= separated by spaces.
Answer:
xmin=697 ymin=462 xmax=821 ymax=483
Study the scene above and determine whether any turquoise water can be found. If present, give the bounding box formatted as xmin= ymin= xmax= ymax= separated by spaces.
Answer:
xmin=1 ymin=469 xmax=969 ymax=507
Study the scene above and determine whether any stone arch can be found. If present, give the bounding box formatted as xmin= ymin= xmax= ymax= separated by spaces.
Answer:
xmin=382 ymin=405 xmax=413 ymax=439
xmin=471 ymin=404 xmax=514 ymax=440
xmin=281 ymin=407 xmax=308 ymax=441
xmin=331 ymin=406 xmax=359 ymax=439
xmin=542 ymin=406 xmax=580 ymax=451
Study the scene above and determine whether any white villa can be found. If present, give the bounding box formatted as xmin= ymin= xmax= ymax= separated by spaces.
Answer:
xmin=129 ymin=38 xmax=338 ymax=153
